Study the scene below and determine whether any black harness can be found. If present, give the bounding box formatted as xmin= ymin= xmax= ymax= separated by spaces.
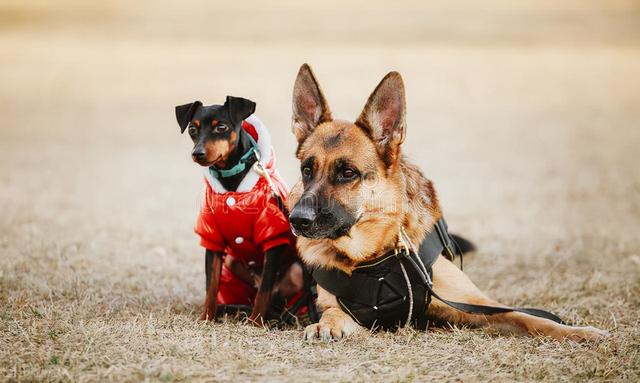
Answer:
xmin=312 ymin=218 xmax=564 ymax=330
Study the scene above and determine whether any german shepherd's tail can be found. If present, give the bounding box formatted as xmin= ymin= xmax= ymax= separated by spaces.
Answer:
xmin=450 ymin=234 xmax=476 ymax=254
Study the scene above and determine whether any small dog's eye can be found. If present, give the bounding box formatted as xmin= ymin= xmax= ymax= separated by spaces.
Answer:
xmin=188 ymin=126 xmax=197 ymax=136
xmin=302 ymin=167 xmax=312 ymax=177
xmin=214 ymin=124 xmax=229 ymax=133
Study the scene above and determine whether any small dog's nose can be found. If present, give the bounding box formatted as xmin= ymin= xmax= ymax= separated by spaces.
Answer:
xmin=289 ymin=205 xmax=316 ymax=231
xmin=192 ymin=149 xmax=206 ymax=160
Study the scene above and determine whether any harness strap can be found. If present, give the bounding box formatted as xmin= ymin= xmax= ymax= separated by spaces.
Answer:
xmin=313 ymin=218 xmax=565 ymax=328
xmin=401 ymin=248 xmax=565 ymax=324
xmin=402 ymin=222 xmax=565 ymax=325
xmin=312 ymin=264 xmax=385 ymax=307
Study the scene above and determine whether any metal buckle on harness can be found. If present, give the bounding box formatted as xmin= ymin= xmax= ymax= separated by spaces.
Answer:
xmin=398 ymin=227 xmax=432 ymax=286
xmin=424 ymin=263 xmax=433 ymax=286
xmin=444 ymin=245 xmax=455 ymax=261
xmin=434 ymin=219 xmax=456 ymax=261
xmin=397 ymin=228 xmax=412 ymax=257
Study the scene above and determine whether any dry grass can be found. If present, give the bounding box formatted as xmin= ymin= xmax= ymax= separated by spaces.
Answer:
xmin=1 ymin=1 xmax=640 ymax=381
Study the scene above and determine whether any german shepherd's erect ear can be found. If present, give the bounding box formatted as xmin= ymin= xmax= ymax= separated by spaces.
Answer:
xmin=355 ymin=72 xmax=407 ymax=167
xmin=292 ymin=64 xmax=333 ymax=143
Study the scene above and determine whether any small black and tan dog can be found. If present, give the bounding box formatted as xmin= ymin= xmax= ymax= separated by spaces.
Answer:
xmin=175 ymin=96 xmax=304 ymax=325
xmin=176 ymin=96 xmax=257 ymax=191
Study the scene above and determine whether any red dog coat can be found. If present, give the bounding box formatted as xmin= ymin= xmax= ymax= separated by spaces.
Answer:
xmin=194 ymin=115 xmax=296 ymax=305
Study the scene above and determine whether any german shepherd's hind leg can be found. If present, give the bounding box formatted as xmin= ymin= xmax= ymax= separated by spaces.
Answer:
xmin=304 ymin=286 xmax=362 ymax=341
xmin=427 ymin=256 xmax=609 ymax=341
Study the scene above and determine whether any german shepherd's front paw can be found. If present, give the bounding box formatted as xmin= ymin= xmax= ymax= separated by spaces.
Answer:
xmin=303 ymin=308 xmax=360 ymax=342
xmin=304 ymin=323 xmax=346 ymax=342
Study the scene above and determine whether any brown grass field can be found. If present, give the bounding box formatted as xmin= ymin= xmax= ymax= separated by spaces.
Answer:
xmin=1 ymin=0 xmax=639 ymax=381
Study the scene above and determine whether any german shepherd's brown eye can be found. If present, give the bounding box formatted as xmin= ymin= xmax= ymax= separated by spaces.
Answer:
xmin=342 ymin=168 xmax=356 ymax=179
xmin=302 ymin=167 xmax=312 ymax=178
xmin=334 ymin=161 xmax=359 ymax=184
xmin=214 ymin=124 xmax=229 ymax=133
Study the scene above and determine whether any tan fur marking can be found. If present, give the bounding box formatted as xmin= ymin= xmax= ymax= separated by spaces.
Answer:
xmin=204 ymin=140 xmax=231 ymax=165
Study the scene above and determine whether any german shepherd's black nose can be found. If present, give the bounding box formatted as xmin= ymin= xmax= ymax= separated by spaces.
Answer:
xmin=290 ymin=195 xmax=356 ymax=239
xmin=289 ymin=204 xmax=316 ymax=232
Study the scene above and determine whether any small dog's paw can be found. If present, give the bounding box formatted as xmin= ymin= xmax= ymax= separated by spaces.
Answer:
xmin=247 ymin=313 xmax=267 ymax=328
xmin=199 ymin=309 xmax=216 ymax=322
xmin=304 ymin=322 xmax=346 ymax=342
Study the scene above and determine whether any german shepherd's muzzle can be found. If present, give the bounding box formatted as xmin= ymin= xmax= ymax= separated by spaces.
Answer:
xmin=290 ymin=194 xmax=356 ymax=240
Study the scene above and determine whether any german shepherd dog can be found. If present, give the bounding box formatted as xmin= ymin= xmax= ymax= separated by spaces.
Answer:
xmin=288 ymin=64 xmax=608 ymax=342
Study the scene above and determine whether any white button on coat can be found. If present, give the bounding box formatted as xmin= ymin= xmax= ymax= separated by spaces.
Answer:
xmin=226 ymin=197 xmax=236 ymax=206
xmin=235 ymin=237 xmax=244 ymax=245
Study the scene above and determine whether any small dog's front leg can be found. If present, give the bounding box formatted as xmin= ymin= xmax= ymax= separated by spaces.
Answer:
xmin=247 ymin=245 xmax=284 ymax=326
xmin=200 ymin=250 xmax=223 ymax=321
xmin=304 ymin=286 xmax=361 ymax=341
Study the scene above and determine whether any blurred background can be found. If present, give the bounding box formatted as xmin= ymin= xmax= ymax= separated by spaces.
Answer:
xmin=1 ymin=0 xmax=639 ymax=262
xmin=1 ymin=1 xmax=639 ymax=380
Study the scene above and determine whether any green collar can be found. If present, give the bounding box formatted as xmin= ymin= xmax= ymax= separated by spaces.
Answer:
xmin=209 ymin=133 xmax=259 ymax=179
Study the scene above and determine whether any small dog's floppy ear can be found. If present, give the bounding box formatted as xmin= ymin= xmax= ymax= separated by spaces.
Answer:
xmin=292 ymin=63 xmax=332 ymax=144
xmin=224 ymin=96 xmax=256 ymax=126
xmin=175 ymin=101 xmax=203 ymax=133
xmin=356 ymin=72 xmax=406 ymax=168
